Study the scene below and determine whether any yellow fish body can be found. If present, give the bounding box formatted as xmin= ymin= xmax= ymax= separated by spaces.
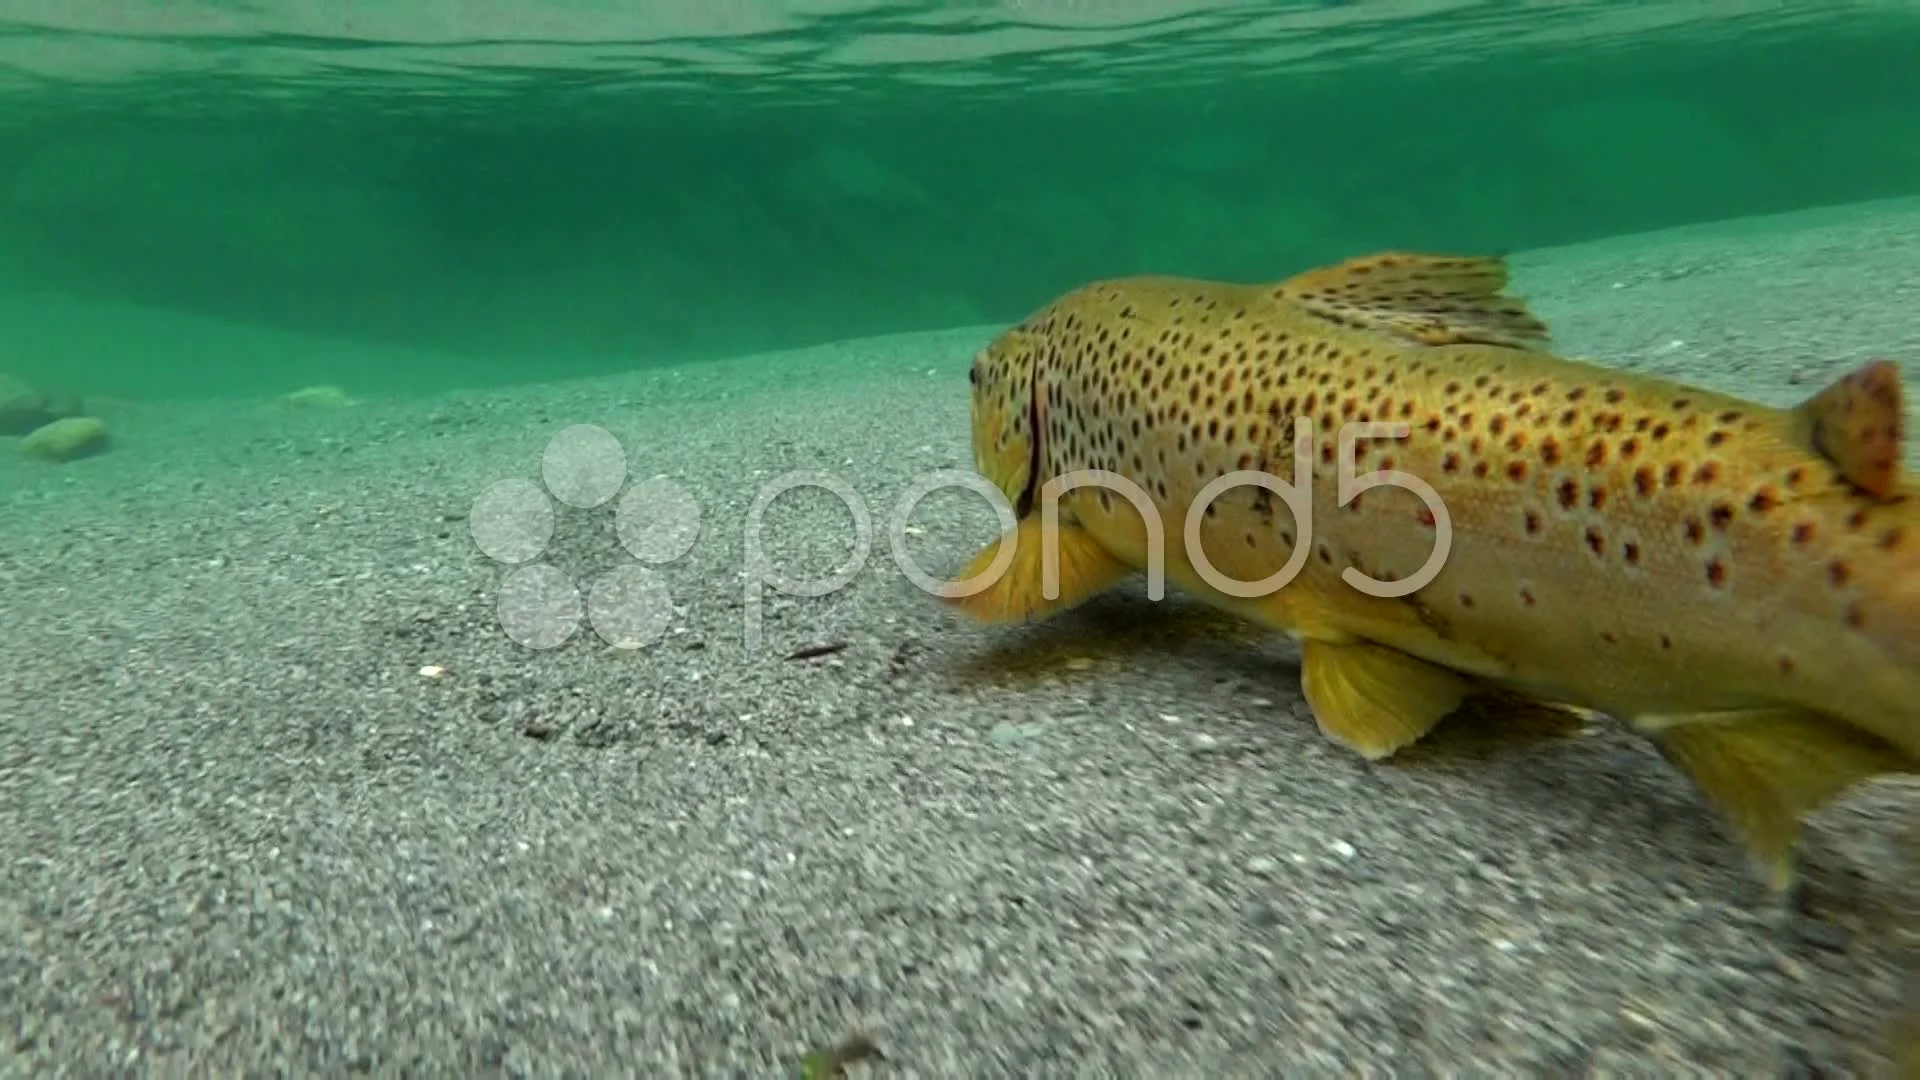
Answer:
xmin=942 ymin=251 xmax=1918 ymax=890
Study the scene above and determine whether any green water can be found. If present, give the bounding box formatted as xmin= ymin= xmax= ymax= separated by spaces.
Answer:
xmin=0 ymin=1 xmax=1917 ymax=401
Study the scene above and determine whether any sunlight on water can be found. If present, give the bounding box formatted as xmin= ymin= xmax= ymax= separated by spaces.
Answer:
xmin=0 ymin=1 xmax=1914 ymax=398
xmin=0 ymin=0 xmax=1873 ymax=108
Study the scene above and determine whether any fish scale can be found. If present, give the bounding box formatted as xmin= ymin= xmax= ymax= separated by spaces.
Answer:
xmin=945 ymin=250 xmax=1918 ymax=892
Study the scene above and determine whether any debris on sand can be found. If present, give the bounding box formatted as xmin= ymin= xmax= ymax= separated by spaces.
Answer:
xmin=797 ymin=1033 xmax=882 ymax=1078
xmin=281 ymin=384 xmax=357 ymax=408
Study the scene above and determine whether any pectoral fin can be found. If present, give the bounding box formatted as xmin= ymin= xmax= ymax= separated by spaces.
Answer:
xmin=1638 ymin=708 xmax=1916 ymax=891
xmin=1298 ymin=637 xmax=1476 ymax=759
xmin=937 ymin=515 xmax=1131 ymax=624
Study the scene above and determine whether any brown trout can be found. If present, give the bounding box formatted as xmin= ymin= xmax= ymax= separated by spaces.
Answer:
xmin=939 ymin=251 xmax=1918 ymax=890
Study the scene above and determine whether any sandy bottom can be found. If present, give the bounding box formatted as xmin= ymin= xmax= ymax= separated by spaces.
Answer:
xmin=3 ymin=197 xmax=1918 ymax=1076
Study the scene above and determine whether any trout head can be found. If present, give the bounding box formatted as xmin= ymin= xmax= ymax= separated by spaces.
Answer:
xmin=966 ymin=326 xmax=1045 ymax=517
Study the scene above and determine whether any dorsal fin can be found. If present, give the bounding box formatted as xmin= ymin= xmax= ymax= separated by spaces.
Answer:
xmin=1795 ymin=358 xmax=1906 ymax=499
xmin=1272 ymin=252 xmax=1552 ymax=349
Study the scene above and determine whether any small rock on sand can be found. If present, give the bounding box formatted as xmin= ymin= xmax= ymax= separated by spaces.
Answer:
xmin=19 ymin=416 xmax=110 ymax=463
xmin=0 ymin=373 xmax=83 ymax=436
xmin=281 ymin=384 xmax=356 ymax=408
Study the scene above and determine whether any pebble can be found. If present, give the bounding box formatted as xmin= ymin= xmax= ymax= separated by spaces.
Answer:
xmin=989 ymin=722 xmax=1049 ymax=746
